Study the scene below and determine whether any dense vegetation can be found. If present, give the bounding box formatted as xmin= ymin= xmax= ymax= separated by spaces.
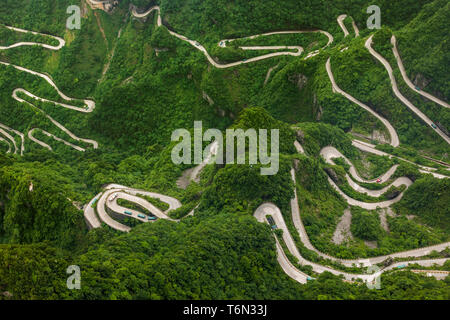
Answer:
xmin=0 ymin=0 xmax=448 ymax=300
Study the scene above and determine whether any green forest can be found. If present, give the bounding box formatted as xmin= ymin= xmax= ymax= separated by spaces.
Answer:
xmin=0 ymin=0 xmax=449 ymax=300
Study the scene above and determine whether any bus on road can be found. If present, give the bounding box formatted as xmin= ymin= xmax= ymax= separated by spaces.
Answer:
xmin=266 ymin=216 xmax=277 ymax=229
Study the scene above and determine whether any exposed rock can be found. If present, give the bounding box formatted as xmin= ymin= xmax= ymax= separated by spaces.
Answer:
xmin=378 ymin=208 xmax=390 ymax=233
xmin=332 ymin=208 xmax=353 ymax=245
xmin=176 ymin=167 xmax=196 ymax=190
xmin=324 ymin=167 xmax=341 ymax=184
xmin=306 ymin=41 xmax=318 ymax=51
xmin=202 ymin=91 xmax=215 ymax=106
xmin=364 ymin=240 xmax=378 ymax=249
xmin=384 ymin=189 xmax=400 ymax=200
xmin=288 ymin=73 xmax=308 ymax=90
xmin=371 ymin=130 xmax=389 ymax=144
xmin=382 ymin=257 xmax=394 ymax=267
xmin=293 ymin=159 xmax=300 ymax=171
xmin=295 ymin=129 xmax=305 ymax=142
xmin=412 ymin=73 xmax=431 ymax=89
xmin=316 ymin=105 xmax=323 ymax=121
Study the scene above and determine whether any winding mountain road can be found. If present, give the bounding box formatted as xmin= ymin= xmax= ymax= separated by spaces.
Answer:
xmin=0 ymin=123 xmax=25 ymax=155
xmin=391 ymin=35 xmax=449 ymax=109
xmin=351 ymin=140 xmax=449 ymax=180
xmin=255 ymin=139 xmax=449 ymax=284
xmin=12 ymin=89 xmax=98 ymax=150
xmin=4 ymin=8 xmax=449 ymax=285
xmin=254 ymin=200 xmax=448 ymax=283
xmin=337 ymin=15 xmax=359 ymax=38
xmin=0 ymin=26 xmax=98 ymax=153
xmin=28 ymin=128 xmax=86 ymax=152
xmin=326 ymin=57 xmax=400 ymax=147
xmin=86 ymin=185 xmax=182 ymax=232
xmin=0 ymin=25 xmax=65 ymax=50
xmin=132 ymin=6 xmax=333 ymax=68
xmin=365 ymin=35 xmax=450 ymax=145
xmin=320 ymin=146 xmax=412 ymax=198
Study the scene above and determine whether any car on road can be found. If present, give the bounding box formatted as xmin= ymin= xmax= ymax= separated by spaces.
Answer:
xmin=124 ymin=210 xmax=132 ymax=216
xmin=148 ymin=216 xmax=157 ymax=221
xmin=137 ymin=214 xmax=146 ymax=219
xmin=415 ymin=86 xmax=421 ymax=91
xmin=109 ymin=193 xmax=118 ymax=202
xmin=376 ymin=178 xmax=382 ymax=183
xmin=431 ymin=123 xmax=437 ymax=129
xmin=396 ymin=264 xmax=407 ymax=269
xmin=307 ymin=277 xmax=315 ymax=281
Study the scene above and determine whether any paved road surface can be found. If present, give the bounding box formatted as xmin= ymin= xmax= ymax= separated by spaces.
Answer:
xmin=28 ymin=128 xmax=86 ymax=152
xmin=391 ymin=36 xmax=449 ymax=109
xmin=0 ymin=26 xmax=98 ymax=152
xmin=254 ymin=201 xmax=447 ymax=283
xmin=320 ymin=146 xmax=412 ymax=198
xmin=326 ymin=58 xmax=399 ymax=147
xmin=0 ymin=25 xmax=65 ymax=50
xmin=12 ymin=88 xmax=98 ymax=150
xmin=365 ymin=36 xmax=450 ymax=145
xmin=132 ymin=6 xmax=333 ymax=68
xmin=352 ymin=140 xmax=449 ymax=180
xmin=84 ymin=192 xmax=103 ymax=229
xmin=0 ymin=123 xmax=25 ymax=155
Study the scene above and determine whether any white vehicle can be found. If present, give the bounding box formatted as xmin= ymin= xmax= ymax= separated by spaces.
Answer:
xmin=109 ymin=193 xmax=118 ymax=202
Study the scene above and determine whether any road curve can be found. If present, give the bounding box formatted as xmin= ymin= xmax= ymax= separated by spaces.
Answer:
xmin=0 ymin=25 xmax=98 ymax=153
xmin=326 ymin=57 xmax=399 ymax=147
xmin=0 ymin=123 xmax=25 ymax=155
xmin=96 ymin=188 xmax=131 ymax=232
xmin=351 ymin=140 xmax=449 ymax=180
xmin=254 ymin=201 xmax=448 ymax=283
xmin=365 ymin=35 xmax=450 ymax=145
xmin=132 ymin=6 xmax=333 ymax=68
xmin=0 ymin=63 xmax=96 ymax=113
xmin=320 ymin=146 xmax=412 ymax=198
xmin=0 ymin=136 xmax=11 ymax=153
xmin=85 ymin=183 xmax=184 ymax=232
xmin=290 ymin=142 xmax=449 ymax=267
xmin=0 ymin=25 xmax=65 ymax=51
xmin=84 ymin=192 xmax=103 ymax=229
xmin=12 ymin=89 xmax=98 ymax=150
xmin=337 ymin=15 xmax=359 ymax=38
xmin=391 ymin=35 xmax=449 ymax=109
xmin=28 ymin=128 xmax=86 ymax=152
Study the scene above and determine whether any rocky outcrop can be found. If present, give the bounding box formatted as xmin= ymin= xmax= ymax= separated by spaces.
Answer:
xmin=412 ymin=73 xmax=431 ymax=90
xmin=288 ymin=73 xmax=308 ymax=90
xmin=384 ymin=189 xmax=401 ymax=200
xmin=295 ymin=129 xmax=305 ymax=143
xmin=324 ymin=167 xmax=341 ymax=184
